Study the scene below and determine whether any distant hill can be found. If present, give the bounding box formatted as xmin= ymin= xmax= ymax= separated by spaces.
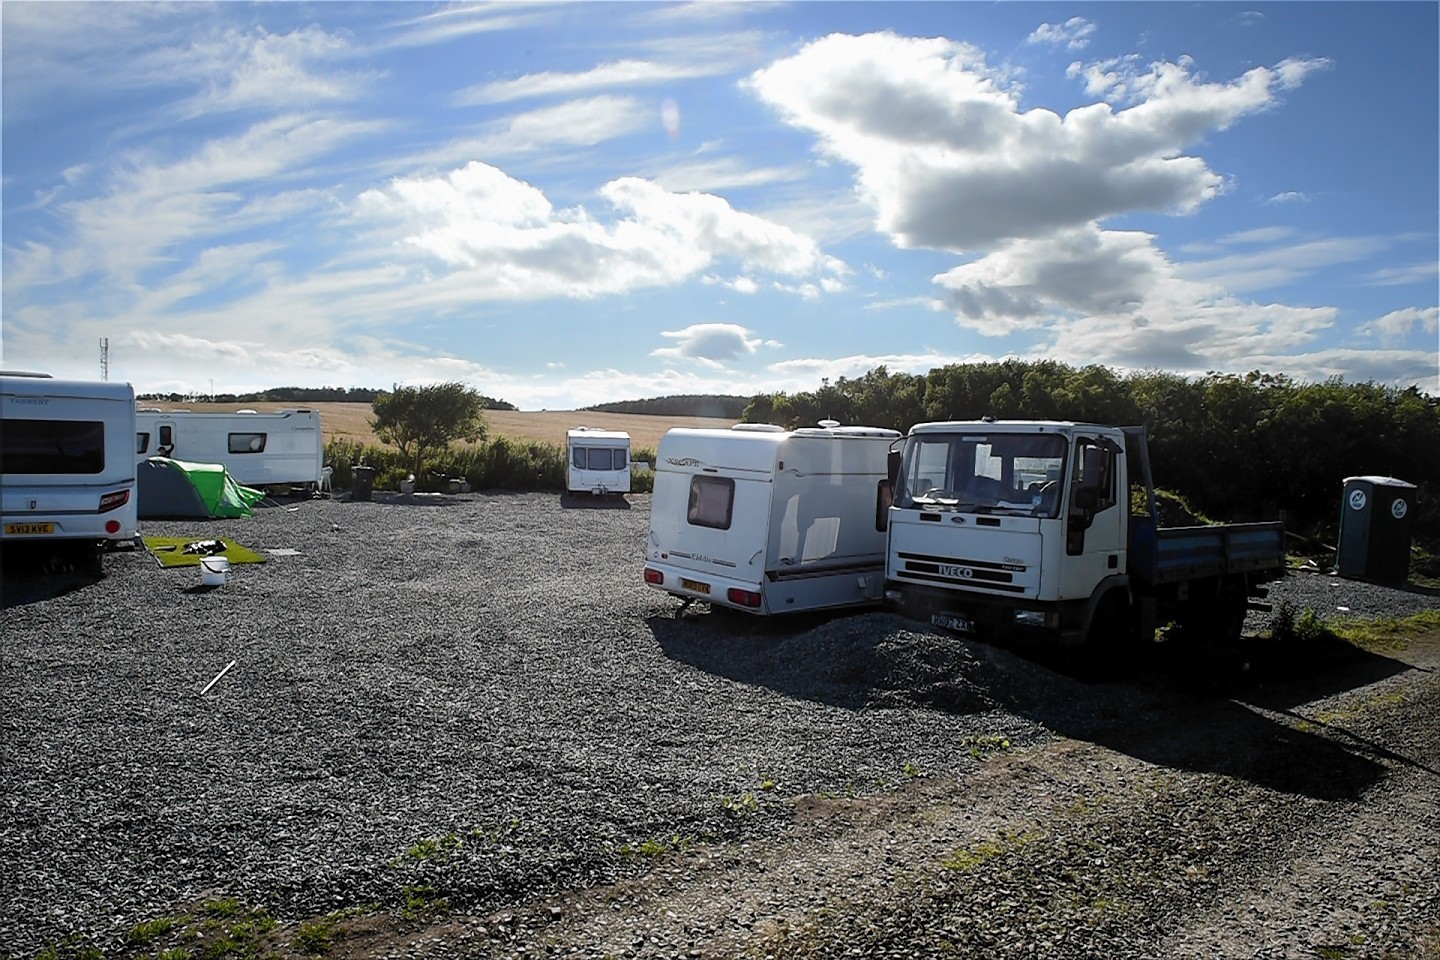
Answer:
xmin=582 ymin=394 xmax=750 ymax=418
xmin=136 ymin=386 xmax=518 ymax=411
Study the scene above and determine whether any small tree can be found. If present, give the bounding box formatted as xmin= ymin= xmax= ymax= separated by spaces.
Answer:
xmin=370 ymin=382 xmax=488 ymax=481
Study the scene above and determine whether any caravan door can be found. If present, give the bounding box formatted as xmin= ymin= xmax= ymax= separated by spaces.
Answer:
xmin=137 ymin=417 xmax=178 ymax=459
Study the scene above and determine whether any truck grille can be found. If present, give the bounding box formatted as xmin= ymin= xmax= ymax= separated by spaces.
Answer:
xmin=894 ymin=551 xmax=1028 ymax=594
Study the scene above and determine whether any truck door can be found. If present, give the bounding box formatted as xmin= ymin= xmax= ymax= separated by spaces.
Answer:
xmin=1058 ymin=435 xmax=1125 ymax=599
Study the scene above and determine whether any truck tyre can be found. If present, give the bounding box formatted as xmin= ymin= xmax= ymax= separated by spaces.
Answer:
xmin=1086 ymin=591 xmax=1139 ymax=673
xmin=1178 ymin=581 xmax=1247 ymax=647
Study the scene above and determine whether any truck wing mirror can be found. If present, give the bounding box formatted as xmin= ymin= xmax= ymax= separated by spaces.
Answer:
xmin=887 ymin=449 xmax=901 ymax=486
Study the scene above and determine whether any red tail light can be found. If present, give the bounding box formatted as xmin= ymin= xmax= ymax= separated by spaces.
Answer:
xmin=98 ymin=490 xmax=130 ymax=513
xmin=643 ymin=567 xmax=664 ymax=585
xmin=105 ymin=520 xmax=121 ymax=534
xmin=727 ymin=587 xmax=763 ymax=608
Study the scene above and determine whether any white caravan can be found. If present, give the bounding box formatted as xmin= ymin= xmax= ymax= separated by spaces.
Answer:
xmin=1 ymin=373 xmax=139 ymax=546
xmin=644 ymin=421 xmax=902 ymax=615
xmin=566 ymin=426 xmax=631 ymax=496
xmin=136 ymin=408 xmax=323 ymax=491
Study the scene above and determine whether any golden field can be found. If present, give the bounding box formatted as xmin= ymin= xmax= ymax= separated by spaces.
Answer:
xmin=141 ymin=402 xmax=737 ymax=452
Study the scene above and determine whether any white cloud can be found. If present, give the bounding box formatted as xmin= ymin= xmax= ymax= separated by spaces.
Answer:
xmin=1374 ymin=306 xmax=1440 ymax=345
xmin=7 ymin=115 xmax=383 ymax=294
xmin=457 ymin=58 xmax=730 ymax=106
xmin=651 ymin=323 xmax=772 ymax=368
xmin=1177 ymin=235 xmax=1389 ymax=293
xmin=355 ymin=162 xmax=845 ymax=301
xmin=174 ymin=25 xmax=370 ymax=114
xmin=1027 ymin=17 xmax=1096 ymax=51
xmin=747 ymin=33 xmax=1327 ymax=252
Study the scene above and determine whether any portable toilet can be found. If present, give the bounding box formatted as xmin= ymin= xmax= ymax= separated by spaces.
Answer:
xmin=566 ymin=427 xmax=631 ymax=497
xmin=1335 ymin=476 xmax=1416 ymax=584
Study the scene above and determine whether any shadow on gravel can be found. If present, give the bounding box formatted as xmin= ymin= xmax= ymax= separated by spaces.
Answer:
xmin=1 ymin=542 xmax=108 ymax=608
xmin=558 ymin=494 xmax=632 ymax=510
xmin=653 ymin=609 xmax=1393 ymax=802
xmin=353 ymin=493 xmax=473 ymax=508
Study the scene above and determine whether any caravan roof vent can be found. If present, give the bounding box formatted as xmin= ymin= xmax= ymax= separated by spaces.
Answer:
xmin=818 ymin=419 xmax=840 ymax=429
xmin=731 ymin=423 xmax=785 ymax=432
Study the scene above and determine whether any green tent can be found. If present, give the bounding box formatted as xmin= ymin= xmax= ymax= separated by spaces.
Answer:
xmin=138 ymin=457 xmax=266 ymax=519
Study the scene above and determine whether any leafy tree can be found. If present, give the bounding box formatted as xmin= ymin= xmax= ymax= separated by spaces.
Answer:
xmin=370 ymin=382 xmax=488 ymax=480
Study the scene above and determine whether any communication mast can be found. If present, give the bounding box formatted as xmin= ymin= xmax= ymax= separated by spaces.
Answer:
xmin=100 ymin=338 xmax=110 ymax=381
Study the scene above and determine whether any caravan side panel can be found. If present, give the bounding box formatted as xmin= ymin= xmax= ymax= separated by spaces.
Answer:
xmin=136 ymin=409 xmax=323 ymax=488
xmin=1 ymin=376 xmax=139 ymax=544
xmin=643 ymin=425 xmax=899 ymax=615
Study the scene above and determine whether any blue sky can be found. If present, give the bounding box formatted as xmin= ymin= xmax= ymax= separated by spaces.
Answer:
xmin=3 ymin=2 xmax=1437 ymax=409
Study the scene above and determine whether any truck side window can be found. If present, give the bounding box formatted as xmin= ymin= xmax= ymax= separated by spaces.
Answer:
xmin=688 ymin=476 xmax=734 ymax=529
xmin=1073 ymin=439 xmax=1117 ymax=513
xmin=229 ymin=432 xmax=267 ymax=454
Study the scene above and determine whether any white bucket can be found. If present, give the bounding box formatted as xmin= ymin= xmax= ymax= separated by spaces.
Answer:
xmin=200 ymin=556 xmax=229 ymax=587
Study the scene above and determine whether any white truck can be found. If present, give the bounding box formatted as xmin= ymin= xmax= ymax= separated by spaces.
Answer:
xmin=136 ymin=408 xmax=323 ymax=492
xmin=1 ymin=373 xmax=139 ymax=549
xmin=644 ymin=421 xmax=902 ymax=615
xmin=566 ymin=426 xmax=632 ymax=497
xmin=884 ymin=420 xmax=1286 ymax=649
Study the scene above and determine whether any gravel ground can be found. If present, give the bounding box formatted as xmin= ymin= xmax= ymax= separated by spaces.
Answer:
xmin=1 ymin=492 xmax=1437 ymax=959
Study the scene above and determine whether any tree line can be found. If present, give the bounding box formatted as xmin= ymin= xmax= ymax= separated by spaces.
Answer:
xmin=742 ymin=361 xmax=1439 ymax=549
xmin=583 ymin=394 xmax=749 ymax=418
xmin=137 ymin=385 xmax=517 ymax=409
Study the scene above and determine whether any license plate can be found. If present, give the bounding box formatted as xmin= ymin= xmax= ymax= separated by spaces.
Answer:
xmin=680 ymin=577 xmax=711 ymax=595
xmin=931 ymin=612 xmax=974 ymax=634
xmin=5 ymin=522 xmax=55 ymax=536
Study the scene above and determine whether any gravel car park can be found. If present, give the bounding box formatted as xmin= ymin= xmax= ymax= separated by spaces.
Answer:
xmin=2 ymin=492 xmax=1437 ymax=959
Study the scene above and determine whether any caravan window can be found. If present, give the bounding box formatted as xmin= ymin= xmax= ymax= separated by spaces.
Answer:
xmin=687 ymin=476 xmax=734 ymax=529
xmin=1 ymin=419 xmax=105 ymax=475
xmin=137 ymin=432 xmax=150 ymax=455
xmin=573 ymin=446 xmax=626 ymax=470
xmin=229 ymin=432 xmax=267 ymax=454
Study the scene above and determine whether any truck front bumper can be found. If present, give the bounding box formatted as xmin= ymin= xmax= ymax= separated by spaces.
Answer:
xmin=884 ymin=582 xmax=1087 ymax=645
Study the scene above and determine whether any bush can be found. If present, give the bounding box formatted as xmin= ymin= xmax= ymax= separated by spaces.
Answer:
xmin=1269 ymin=601 xmax=1334 ymax=645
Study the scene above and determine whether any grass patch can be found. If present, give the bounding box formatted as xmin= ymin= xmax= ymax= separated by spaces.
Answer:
xmin=143 ymin=536 xmax=267 ymax=569
xmin=960 ymin=734 xmax=1013 ymax=759
xmin=941 ymin=827 xmax=1046 ymax=871
xmin=720 ymin=792 xmax=762 ymax=816
xmin=399 ymin=883 xmax=448 ymax=922
xmin=617 ymin=833 xmax=693 ymax=859
xmin=1268 ymin=604 xmax=1440 ymax=654
xmin=1331 ymin=609 xmax=1440 ymax=652
xmin=294 ymin=918 xmax=337 ymax=955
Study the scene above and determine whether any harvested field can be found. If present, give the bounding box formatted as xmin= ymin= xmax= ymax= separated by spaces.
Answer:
xmin=1 ymin=492 xmax=1437 ymax=959
xmin=137 ymin=402 xmax=737 ymax=451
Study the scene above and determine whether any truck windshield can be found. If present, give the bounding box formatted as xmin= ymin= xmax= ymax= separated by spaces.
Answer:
xmin=896 ymin=432 xmax=1067 ymax=518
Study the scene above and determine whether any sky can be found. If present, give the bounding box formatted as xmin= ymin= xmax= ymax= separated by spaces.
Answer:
xmin=3 ymin=2 xmax=1437 ymax=410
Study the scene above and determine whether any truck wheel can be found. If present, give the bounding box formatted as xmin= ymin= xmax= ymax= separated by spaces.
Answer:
xmin=1087 ymin=592 xmax=1139 ymax=670
xmin=1178 ymin=584 xmax=1246 ymax=647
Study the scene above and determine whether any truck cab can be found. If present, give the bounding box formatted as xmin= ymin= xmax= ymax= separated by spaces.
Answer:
xmin=885 ymin=419 xmax=1285 ymax=650
xmin=884 ymin=420 xmax=1129 ymax=642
